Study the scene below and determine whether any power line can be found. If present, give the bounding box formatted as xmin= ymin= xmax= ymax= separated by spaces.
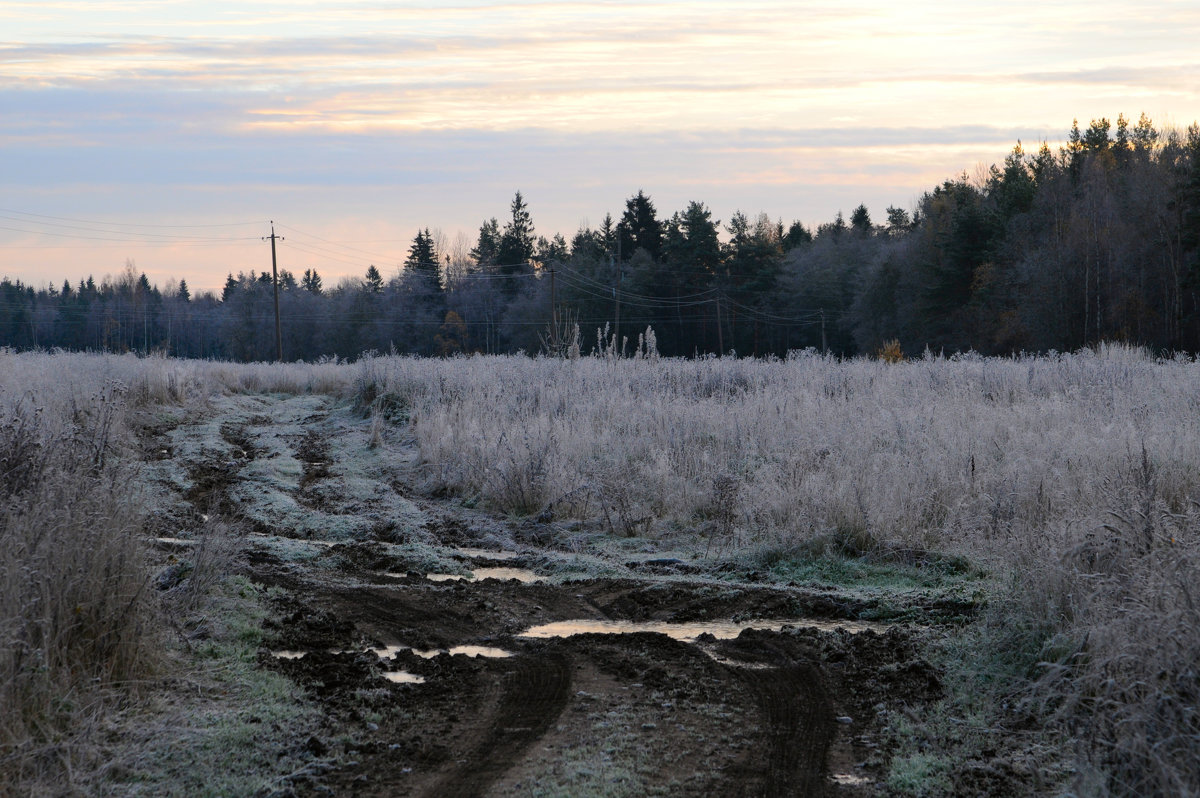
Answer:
xmin=0 ymin=208 xmax=265 ymax=230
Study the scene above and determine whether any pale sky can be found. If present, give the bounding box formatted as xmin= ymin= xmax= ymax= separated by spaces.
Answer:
xmin=3 ymin=0 xmax=1199 ymax=293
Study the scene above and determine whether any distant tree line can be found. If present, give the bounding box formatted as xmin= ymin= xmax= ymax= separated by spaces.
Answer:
xmin=3 ymin=115 xmax=1199 ymax=360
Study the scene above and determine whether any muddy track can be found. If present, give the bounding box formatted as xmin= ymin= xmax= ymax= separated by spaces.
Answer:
xmin=738 ymin=663 xmax=834 ymax=798
xmin=154 ymin=395 xmax=956 ymax=795
xmin=429 ymin=653 xmax=572 ymax=797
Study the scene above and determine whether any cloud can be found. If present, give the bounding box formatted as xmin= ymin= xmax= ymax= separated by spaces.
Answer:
xmin=2 ymin=0 xmax=1199 ymax=291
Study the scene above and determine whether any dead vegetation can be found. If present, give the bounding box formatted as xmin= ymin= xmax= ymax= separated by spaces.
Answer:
xmin=0 ymin=379 xmax=154 ymax=792
xmin=2 ymin=347 xmax=1198 ymax=795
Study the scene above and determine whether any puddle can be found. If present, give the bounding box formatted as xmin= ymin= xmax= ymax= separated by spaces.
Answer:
xmin=370 ymin=644 xmax=513 ymax=660
xmin=473 ymin=567 xmax=543 ymax=583
xmin=382 ymin=671 xmax=426 ymax=684
xmin=368 ymin=645 xmax=409 ymax=659
xmin=455 ymin=548 xmax=520 ymax=561
xmin=411 ymin=646 xmax=513 ymax=659
xmin=271 ymin=650 xmax=309 ymax=659
xmin=518 ymin=617 xmax=888 ymax=641
xmin=419 ymin=568 xmax=544 ymax=583
xmin=248 ymin=533 xmax=338 ymax=548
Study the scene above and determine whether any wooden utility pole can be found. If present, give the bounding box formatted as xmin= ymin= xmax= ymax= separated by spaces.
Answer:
xmin=614 ymin=232 xmax=623 ymax=353
xmin=716 ymin=294 xmax=723 ymax=355
xmin=549 ymin=261 xmax=558 ymax=351
xmin=263 ymin=222 xmax=284 ymax=361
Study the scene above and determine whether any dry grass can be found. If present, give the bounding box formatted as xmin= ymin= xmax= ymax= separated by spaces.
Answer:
xmin=1 ymin=346 xmax=1197 ymax=794
xmin=353 ymin=345 xmax=1200 ymax=794
xmin=0 ymin=374 xmax=152 ymax=792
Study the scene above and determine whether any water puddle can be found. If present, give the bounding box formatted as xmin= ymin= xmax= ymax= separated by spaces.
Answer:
xmin=519 ymin=617 xmax=888 ymax=641
xmin=370 ymin=644 xmax=513 ymax=659
xmin=382 ymin=671 xmax=426 ymax=684
xmin=248 ymin=533 xmax=338 ymax=548
xmin=368 ymin=645 xmax=408 ymax=659
xmin=271 ymin=650 xmax=309 ymax=659
xmin=412 ymin=645 xmax=513 ymax=659
xmin=418 ymin=567 xmax=544 ymax=583
xmin=455 ymin=548 xmax=520 ymax=561
xmin=475 ymin=567 xmax=544 ymax=583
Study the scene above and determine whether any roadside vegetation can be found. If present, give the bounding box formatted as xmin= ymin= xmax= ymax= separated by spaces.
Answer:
xmin=2 ymin=345 xmax=1197 ymax=795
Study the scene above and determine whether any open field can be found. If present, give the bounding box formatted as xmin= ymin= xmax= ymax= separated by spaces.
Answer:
xmin=2 ymin=347 xmax=1198 ymax=796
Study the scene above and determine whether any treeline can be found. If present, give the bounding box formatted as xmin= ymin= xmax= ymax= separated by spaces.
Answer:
xmin=3 ymin=114 xmax=1199 ymax=360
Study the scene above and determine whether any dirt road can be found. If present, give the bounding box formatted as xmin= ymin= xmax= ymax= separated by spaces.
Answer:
xmin=143 ymin=394 xmax=950 ymax=796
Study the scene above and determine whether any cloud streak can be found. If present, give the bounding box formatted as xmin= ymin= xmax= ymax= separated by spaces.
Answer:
xmin=1 ymin=0 xmax=1199 ymax=291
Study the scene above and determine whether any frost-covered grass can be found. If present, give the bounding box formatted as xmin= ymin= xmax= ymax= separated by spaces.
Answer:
xmin=353 ymin=347 xmax=1198 ymax=552
xmin=357 ymin=345 xmax=1200 ymax=794
xmin=0 ymin=351 xmax=159 ymax=791
xmin=3 ymin=346 xmax=1198 ymax=794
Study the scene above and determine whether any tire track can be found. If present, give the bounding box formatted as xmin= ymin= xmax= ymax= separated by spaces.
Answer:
xmin=734 ymin=662 xmax=834 ymax=797
xmin=428 ymin=652 xmax=572 ymax=798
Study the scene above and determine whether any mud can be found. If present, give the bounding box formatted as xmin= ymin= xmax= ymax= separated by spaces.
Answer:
xmin=154 ymin=394 xmax=967 ymax=797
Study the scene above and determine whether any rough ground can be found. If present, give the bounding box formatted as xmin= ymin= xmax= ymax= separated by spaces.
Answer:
xmin=136 ymin=394 xmax=964 ymax=797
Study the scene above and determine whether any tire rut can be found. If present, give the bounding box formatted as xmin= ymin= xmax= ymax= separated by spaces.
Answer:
xmin=428 ymin=653 xmax=572 ymax=798
xmin=735 ymin=662 xmax=834 ymax=797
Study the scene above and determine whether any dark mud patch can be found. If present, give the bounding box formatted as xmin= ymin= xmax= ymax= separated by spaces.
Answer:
xmin=251 ymin=551 xmax=945 ymax=796
xmin=183 ymin=454 xmax=240 ymax=515
xmin=219 ymin=422 xmax=258 ymax=461
xmin=429 ymin=653 xmax=572 ymax=797
xmin=295 ymin=428 xmax=332 ymax=490
xmin=131 ymin=410 xmax=181 ymax=461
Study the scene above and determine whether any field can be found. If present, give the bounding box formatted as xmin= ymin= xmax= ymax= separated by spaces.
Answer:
xmin=2 ymin=346 xmax=1198 ymax=796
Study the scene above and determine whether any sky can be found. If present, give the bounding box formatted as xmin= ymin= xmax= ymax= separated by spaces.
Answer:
xmin=2 ymin=0 xmax=1199 ymax=294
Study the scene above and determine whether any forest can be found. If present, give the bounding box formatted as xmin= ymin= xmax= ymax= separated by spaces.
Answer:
xmin=3 ymin=114 xmax=1199 ymax=360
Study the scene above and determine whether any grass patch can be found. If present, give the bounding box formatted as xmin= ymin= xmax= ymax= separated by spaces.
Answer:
xmin=104 ymin=576 xmax=324 ymax=797
xmin=735 ymin=537 xmax=986 ymax=598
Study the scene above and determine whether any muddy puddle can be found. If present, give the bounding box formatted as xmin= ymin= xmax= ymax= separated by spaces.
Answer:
xmin=274 ymin=645 xmax=513 ymax=661
xmin=519 ymin=617 xmax=888 ymax=641
xmin=247 ymin=533 xmax=339 ymax=547
xmin=411 ymin=645 xmax=513 ymax=659
xmin=454 ymin=548 xmax=520 ymax=561
xmin=411 ymin=567 xmax=545 ymax=583
xmin=372 ymin=644 xmax=513 ymax=659
xmin=382 ymin=671 xmax=426 ymax=684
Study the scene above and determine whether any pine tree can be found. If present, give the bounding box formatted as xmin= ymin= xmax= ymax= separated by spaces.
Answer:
xmin=619 ymin=190 xmax=664 ymax=261
xmin=364 ymin=265 xmax=384 ymax=293
xmin=782 ymin=221 xmax=813 ymax=250
xmin=850 ymin=204 xmax=873 ymax=237
xmin=301 ymin=269 xmax=323 ymax=294
xmin=471 ymin=218 xmax=501 ymax=270
xmin=497 ymin=191 xmax=535 ymax=271
xmin=405 ymin=228 xmax=440 ymax=271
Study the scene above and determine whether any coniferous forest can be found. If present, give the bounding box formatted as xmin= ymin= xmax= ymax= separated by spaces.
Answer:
xmin=4 ymin=115 xmax=1200 ymax=360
